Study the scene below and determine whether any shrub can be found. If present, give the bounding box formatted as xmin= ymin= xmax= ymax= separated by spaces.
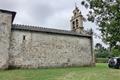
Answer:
xmin=96 ymin=58 xmax=108 ymax=63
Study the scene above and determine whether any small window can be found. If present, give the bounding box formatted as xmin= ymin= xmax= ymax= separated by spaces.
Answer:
xmin=76 ymin=19 xmax=79 ymax=28
xmin=72 ymin=21 xmax=75 ymax=29
xmin=74 ymin=13 xmax=76 ymax=16
xmin=23 ymin=35 xmax=26 ymax=40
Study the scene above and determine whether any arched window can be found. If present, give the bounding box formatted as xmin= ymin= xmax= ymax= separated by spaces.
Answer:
xmin=23 ymin=35 xmax=26 ymax=40
xmin=72 ymin=21 xmax=75 ymax=29
xmin=76 ymin=19 xmax=78 ymax=28
xmin=74 ymin=12 xmax=76 ymax=16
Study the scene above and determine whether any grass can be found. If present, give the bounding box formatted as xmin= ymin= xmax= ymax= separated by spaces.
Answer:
xmin=0 ymin=63 xmax=120 ymax=80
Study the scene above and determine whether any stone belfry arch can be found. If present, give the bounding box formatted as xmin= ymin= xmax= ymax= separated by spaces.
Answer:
xmin=70 ymin=6 xmax=84 ymax=33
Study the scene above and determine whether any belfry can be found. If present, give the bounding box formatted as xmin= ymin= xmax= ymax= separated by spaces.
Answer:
xmin=70 ymin=6 xmax=84 ymax=33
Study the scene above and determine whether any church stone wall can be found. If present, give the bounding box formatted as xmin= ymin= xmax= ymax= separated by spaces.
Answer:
xmin=9 ymin=29 xmax=94 ymax=68
xmin=0 ymin=12 xmax=12 ymax=69
xmin=0 ymin=9 xmax=94 ymax=69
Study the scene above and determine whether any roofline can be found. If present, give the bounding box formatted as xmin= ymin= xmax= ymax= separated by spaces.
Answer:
xmin=0 ymin=9 xmax=16 ymax=23
xmin=12 ymin=24 xmax=92 ymax=38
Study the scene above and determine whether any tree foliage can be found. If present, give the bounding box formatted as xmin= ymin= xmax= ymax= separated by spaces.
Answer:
xmin=111 ymin=48 xmax=120 ymax=56
xmin=111 ymin=45 xmax=120 ymax=56
xmin=81 ymin=0 xmax=120 ymax=49
xmin=95 ymin=43 xmax=109 ymax=58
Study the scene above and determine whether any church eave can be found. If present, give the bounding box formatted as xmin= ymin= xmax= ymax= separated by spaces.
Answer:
xmin=12 ymin=24 xmax=92 ymax=38
xmin=0 ymin=9 xmax=16 ymax=23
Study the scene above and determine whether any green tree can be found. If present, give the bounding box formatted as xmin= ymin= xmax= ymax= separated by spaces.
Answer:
xmin=112 ymin=48 xmax=120 ymax=56
xmin=81 ymin=0 xmax=120 ymax=55
xmin=111 ymin=45 xmax=120 ymax=56
xmin=95 ymin=43 xmax=102 ymax=49
xmin=95 ymin=43 xmax=109 ymax=58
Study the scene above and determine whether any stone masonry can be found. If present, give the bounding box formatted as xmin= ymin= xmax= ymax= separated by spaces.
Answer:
xmin=0 ymin=8 xmax=95 ymax=69
xmin=0 ymin=10 xmax=15 ymax=69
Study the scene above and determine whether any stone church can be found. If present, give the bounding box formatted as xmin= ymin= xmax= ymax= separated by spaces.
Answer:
xmin=0 ymin=6 xmax=95 ymax=69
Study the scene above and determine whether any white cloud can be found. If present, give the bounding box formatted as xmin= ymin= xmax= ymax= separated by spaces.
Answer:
xmin=0 ymin=0 xmax=106 ymax=47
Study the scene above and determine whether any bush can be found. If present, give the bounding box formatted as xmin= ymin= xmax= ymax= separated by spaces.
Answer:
xmin=112 ymin=48 xmax=120 ymax=56
xmin=95 ymin=49 xmax=109 ymax=58
xmin=96 ymin=58 xmax=108 ymax=63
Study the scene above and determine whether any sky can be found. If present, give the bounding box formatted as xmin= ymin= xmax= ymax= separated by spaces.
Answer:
xmin=0 ymin=0 xmax=106 ymax=47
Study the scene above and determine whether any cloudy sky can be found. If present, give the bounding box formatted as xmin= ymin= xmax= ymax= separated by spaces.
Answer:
xmin=0 ymin=0 xmax=106 ymax=47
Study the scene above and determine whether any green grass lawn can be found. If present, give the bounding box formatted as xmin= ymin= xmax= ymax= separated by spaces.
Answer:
xmin=0 ymin=63 xmax=120 ymax=80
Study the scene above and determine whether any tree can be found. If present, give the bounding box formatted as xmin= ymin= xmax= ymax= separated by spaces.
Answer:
xmin=95 ymin=43 xmax=109 ymax=58
xmin=81 ymin=0 xmax=120 ymax=55
xmin=112 ymin=48 xmax=120 ymax=56
xmin=95 ymin=43 xmax=102 ymax=49
xmin=111 ymin=45 xmax=120 ymax=56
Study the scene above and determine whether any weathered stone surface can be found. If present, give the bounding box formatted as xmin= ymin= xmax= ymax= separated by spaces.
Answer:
xmin=9 ymin=30 xmax=94 ymax=68
xmin=0 ymin=12 xmax=12 ymax=69
xmin=0 ymin=9 xmax=94 ymax=69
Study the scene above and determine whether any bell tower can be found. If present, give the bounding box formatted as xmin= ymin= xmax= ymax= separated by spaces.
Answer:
xmin=70 ymin=6 xmax=84 ymax=33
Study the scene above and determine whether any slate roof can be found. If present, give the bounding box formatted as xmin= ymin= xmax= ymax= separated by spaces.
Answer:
xmin=12 ymin=24 xmax=92 ymax=38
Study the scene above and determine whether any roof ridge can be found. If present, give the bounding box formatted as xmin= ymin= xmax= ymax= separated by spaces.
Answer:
xmin=12 ymin=24 xmax=92 ymax=38
xmin=12 ymin=24 xmax=70 ymax=32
